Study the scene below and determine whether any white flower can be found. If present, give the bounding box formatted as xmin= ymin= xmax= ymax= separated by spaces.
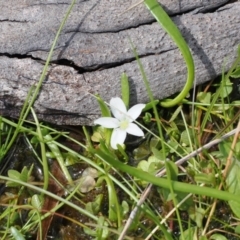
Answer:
xmin=94 ymin=97 xmax=145 ymax=149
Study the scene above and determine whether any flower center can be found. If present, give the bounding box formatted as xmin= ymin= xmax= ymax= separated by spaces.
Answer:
xmin=119 ymin=119 xmax=129 ymax=130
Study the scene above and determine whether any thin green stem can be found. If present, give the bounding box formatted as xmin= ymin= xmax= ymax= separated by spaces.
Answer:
xmin=2 ymin=0 xmax=76 ymax=160
xmin=30 ymin=108 xmax=49 ymax=194
xmin=95 ymin=149 xmax=240 ymax=203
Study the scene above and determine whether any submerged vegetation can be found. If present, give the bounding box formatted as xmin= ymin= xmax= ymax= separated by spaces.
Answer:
xmin=1 ymin=0 xmax=240 ymax=239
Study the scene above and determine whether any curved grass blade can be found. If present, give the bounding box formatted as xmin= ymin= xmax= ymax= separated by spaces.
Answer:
xmin=144 ymin=0 xmax=195 ymax=107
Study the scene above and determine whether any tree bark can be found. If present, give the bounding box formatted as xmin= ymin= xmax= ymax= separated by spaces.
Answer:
xmin=0 ymin=0 xmax=239 ymax=125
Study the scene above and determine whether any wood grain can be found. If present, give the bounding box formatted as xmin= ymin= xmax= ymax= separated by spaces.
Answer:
xmin=1 ymin=0 xmax=239 ymax=125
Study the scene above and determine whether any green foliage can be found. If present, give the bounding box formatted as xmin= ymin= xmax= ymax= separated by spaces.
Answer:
xmin=1 ymin=0 xmax=240 ymax=238
xmin=91 ymin=126 xmax=106 ymax=143
xmin=179 ymin=227 xmax=198 ymax=240
xmin=121 ymin=72 xmax=130 ymax=108
xmin=210 ymin=234 xmax=228 ymax=240
xmin=230 ymin=67 xmax=240 ymax=78
xmin=144 ymin=0 xmax=195 ymax=107
xmin=96 ymin=95 xmax=111 ymax=118
xmin=7 ymin=166 xmax=32 ymax=187
xmin=85 ymin=194 xmax=103 ymax=215
xmin=10 ymin=227 xmax=25 ymax=240
xmin=84 ymin=216 xmax=109 ymax=239
xmin=97 ymin=175 xmax=122 ymax=225
xmin=226 ymin=160 xmax=240 ymax=219
xmin=142 ymin=100 xmax=159 ymax=111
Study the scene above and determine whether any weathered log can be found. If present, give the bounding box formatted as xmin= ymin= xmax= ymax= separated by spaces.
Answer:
xmin=0 ymin=0 xmax=239 ymax=125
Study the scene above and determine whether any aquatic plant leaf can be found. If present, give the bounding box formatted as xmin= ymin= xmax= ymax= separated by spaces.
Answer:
xmin=133 ymin=142 xmax=150 ymax=160
xmin=7 ymin=167 xmax=30 ymax=187
xmin=194 ymin=173 xmax=215 ymax=185
xmin=180 ymin=130 xmax=194 ymax=146
xmin=85 ymin=194 xmax=103 ymax=215
xmin=218 ymin=141 xmax=231 ymax=160
xmin=168 ymin=140 xmax=180 ymax=154
xmin=210 ymin=234 xmax=227 ymax=240
xmin=179 ymin=226 xmax=197 ymax=240
xmin=149 ymin=137 xmax=160 ymax=149
xmin=137 ymin=160 xmax=149 ymax=172
xmin=143 ymin=112 xmax=152 ymax=123
xmin=84 ymin=216 xmax=109 ymax=239
xmin=217 ymin=141 xmax=240 ymax=164
xmin=226 ymin=160 xmax=240 ymax=218
xmin=91 ymin=126 xmax=105 ymax=142
xmin=235 ymin=225 xmax=240 ymax=234
xmin=228 ymin=200 xmax=240 ymax=219
xmin=137 ymin=156 xmax=161 ymax=175
xmin=189 ymin=207 xmax=205 ymax=228
xmin=137 ymin=155 xmax=164 ymax=186
xmin=10 ymin=227 xmax=25 ymax=240
xmin=30 ymin=128 xmax=49 ymax=144
xmin=84 ymin=227 xmax=96 ymax=237
xmin=197 ymin=92 xmax=211 ymax=104
xmin=7 ymin=170 xmax=21 ymax=181
xmin=151 ymin=146 xmax=165 ymax=160
xmin=20 ymin=167 xmax=29 ymax=182
xmin=31 ymin=194 xmax=42 ymax=210
xmin=230 ymin=67 xmax=240 ymax=78
xmin=96 ymin=216 xmax=109 ymax=239
xmin=121 ymin=200 xmax=129 ymax=216
xmin=220 ymin=78 xmax=233 ymax=98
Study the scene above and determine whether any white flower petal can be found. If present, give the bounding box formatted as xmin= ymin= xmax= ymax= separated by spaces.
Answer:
xmin=127 ymin=104 xmax=146 ymax=122
xmin=110 ymin=97 xmax=127 ymax=120
xmin=126 ymin=123 xmax=144 ymax=137
xmin=111 ymin=128 xmax=127 ymax=149
xmin=94 ymin=117 xmax=119 ymax=128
